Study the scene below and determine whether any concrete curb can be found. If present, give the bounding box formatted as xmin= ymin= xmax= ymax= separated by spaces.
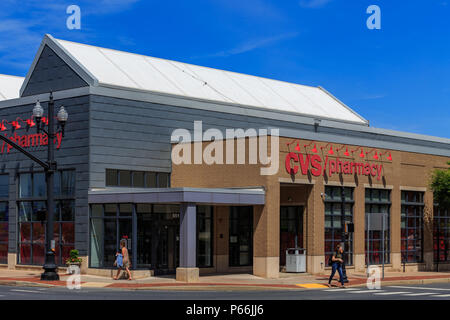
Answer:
xmin=1 ymin=277 xmax=450 ymax=291
xmin=130 ymin=285 xmax=302 ymax=291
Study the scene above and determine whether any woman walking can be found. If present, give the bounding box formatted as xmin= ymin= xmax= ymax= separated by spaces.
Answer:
xmin=327 ymin=244 xmax=345 ymax=288
xmin=113 ymin=239 xmax=133 ymax=280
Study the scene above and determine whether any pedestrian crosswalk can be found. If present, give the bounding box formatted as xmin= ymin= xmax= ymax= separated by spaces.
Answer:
xmin=322 ymin=286 xmax=450 ymax=298
xmin=373 ymin=291 xmax=409 ymax=295
xmin=347 ymin=289 xmax=385 ymax=294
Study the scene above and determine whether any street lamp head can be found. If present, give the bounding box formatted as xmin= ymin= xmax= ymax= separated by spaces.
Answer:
xmin=33 ymin=100 xmax=44 ymax=133
xmin=57 ymin=106 xmax=68 ymax=123
xmin=33 ymin=100 xmax=44 ymax=120
xmin=57 ymin=106 xmax=68 ymax=137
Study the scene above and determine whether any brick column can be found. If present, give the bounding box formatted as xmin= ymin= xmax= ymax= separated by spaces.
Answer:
xmin=253 ymin=180 xmax=280 ymax=278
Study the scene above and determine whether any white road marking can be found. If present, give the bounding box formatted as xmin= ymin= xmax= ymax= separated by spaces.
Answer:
xmin=373 ymin=291 xmax=409 ymax=295
xmin=403 ymin=292 xmax=435 ymax=296
xmin=10 ymin=289 xmax=41 ymax=293
xmin=347 ymin=290 xmax=385 ymax=293
xmin=324 ymin=288 xmax=358 ymax=292
xmin=389 ymin=286 xmax=450 ymax=291
xmin=432 ymin=294 xmax=450 ymax=298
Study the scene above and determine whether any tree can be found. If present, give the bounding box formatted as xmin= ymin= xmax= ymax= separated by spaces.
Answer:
xmin=431 ymin=161 xmax=450 ymax=209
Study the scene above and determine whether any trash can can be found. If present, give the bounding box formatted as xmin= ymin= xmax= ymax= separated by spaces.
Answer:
xmin=285 ymin=248 xmax=306 ymax=273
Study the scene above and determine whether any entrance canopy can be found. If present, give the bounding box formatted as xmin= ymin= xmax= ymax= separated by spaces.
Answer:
xmin=88 ymin=187 xmax=265 ymax=205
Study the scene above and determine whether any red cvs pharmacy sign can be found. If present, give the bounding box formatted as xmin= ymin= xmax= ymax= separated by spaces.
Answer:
xmin=285 ymin=152 xmax=384 ymax=180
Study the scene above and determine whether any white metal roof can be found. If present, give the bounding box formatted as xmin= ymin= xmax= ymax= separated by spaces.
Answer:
xmin=20 ymin=35 xmax=368 ymax=125
xmin=0 ymin=74 xmax=24 ymax=101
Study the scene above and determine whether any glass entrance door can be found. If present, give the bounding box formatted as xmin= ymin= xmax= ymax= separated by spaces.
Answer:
xmin=153 ymin=221 xmax=179 ymax=274
xmin=136 ymin=204 xmax=179 ymax=275
xmin=280 ymin=206 xmax=304 ymax=266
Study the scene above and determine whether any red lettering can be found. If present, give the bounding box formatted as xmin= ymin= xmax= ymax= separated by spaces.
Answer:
xmin=310 ymin=154 xmax=322 ymax=176
xmin=0 ymin=132 xmax=63 ymax=154
xmin=329 ymin=159 xmax=336 ymax=176
xmin=370 ymin=164 xmax=377 ymax=176
xmin=364 ymin=163 xmax=371 ymax=175
xmin=298 ymin=154 xmax=310 ymax=175
xmin=285 ymin=152 xmax=299 ymax=175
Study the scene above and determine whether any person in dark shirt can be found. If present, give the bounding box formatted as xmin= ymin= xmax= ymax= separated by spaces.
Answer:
xmin=327 ymin=244 xmax=345 ymax=288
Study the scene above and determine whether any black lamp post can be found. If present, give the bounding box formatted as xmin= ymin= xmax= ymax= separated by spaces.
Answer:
xmin=32 ymin=93 xmax=68 ymax=281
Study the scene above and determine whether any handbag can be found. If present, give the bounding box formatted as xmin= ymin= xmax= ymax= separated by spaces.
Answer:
xmin=115 ymin=253 xmax=123 ymax=267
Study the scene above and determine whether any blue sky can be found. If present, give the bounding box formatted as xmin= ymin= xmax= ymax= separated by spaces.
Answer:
xmin=0 ymin=0 xmax=449 ymax=138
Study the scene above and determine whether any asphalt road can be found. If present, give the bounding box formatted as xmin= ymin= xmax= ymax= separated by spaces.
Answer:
xmin=1 ymin=283 xmax=450 ymax=300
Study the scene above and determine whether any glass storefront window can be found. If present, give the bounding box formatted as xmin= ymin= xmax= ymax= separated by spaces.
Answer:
xmin=365 ymin=188 xmax=391 ymax=265
xmin=61 ymin=171 xmax=75 ymax=196
xmin=197 ymin=206 xmax=213 ymax=268
xmin=145 ymin=172 xmax=157 ymax=188
xmin=119 ymin=171 xmax=132 ymax=187
xmin=158 ymin=173 xmax=169 ymax=188
xmin=324 ymin=186 xmax=354 ymax=266
xmin=89 ymin=204 xmax=133 ymax=268
xmin=90 ymin=217 xmax=104 ymax=268
xmin=33 ymin=173 xmax=46 ymax=198
xmin=17 ymin=170 xmax=75 ymax=266
xmin=343 ymin=187 xmax=353 ymax=201
xmin=104 ymin=204 xmax=117 ymax=216
xmin=19 ymin=173 xmax=32 ymax=198
xmin=280 ymin=206 xmax=303 ymax=266
xmin=0 ymin=174 xmax=8 ymax=264
xmin=106 ymin=169 xmax=118 ymax=186
xmin=0 ymin=190 xmax=9 ymax=264
xmin=18 ymin=202 xmax=32 ymax=222
xmin=401 ymin=191 xmax=424 ymax=263
xmin=104 ymin=218 xmax=118 ymax=267
xmin=433 ymin=207 xmax=450 ymax=262
xmin=0 ymin=175 xmax=8 ymax=198
xmin=119 ymin=204 xmax=132 ymax=216
xmin=106 ymin=169 xmax=170 ymax=188
xmin=60 ymin=200 xmax=75 ymax=221
xmin=132 ymin=172 xmax=145 ymax=188
xmin=229 ymin=206 xmax=253 ymax=267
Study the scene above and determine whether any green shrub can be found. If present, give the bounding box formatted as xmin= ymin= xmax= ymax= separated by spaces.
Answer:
xmin=431 ymin=161 xmax=450 ymax=209
xmin=66 ymin=249 xmax=82 ymax=264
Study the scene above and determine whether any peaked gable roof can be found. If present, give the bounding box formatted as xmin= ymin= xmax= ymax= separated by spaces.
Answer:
xmin=20 ymin=34 xmax=368 ymax=125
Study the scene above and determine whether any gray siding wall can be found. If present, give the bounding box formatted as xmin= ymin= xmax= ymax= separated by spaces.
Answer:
xmin=89 ymin=94 xmax=450 ymax=190
xmin=0 ymin=95 xmax=90 ymax=256
xmin=89 ymin=95 xmax=304 ymax=188
xmin=21 ymin=45 xmax=88 ymax=97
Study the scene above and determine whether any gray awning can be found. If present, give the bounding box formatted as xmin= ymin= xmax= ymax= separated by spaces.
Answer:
xmin=88 ymin=187 xmax=265 ymax=205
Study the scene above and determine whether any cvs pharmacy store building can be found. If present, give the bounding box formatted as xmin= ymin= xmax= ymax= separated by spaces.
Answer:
xmin=0 ymin=34 xmax=448 ymax=280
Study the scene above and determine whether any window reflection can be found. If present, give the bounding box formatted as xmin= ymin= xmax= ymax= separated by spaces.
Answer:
xmin=17 ymin=170 xmax=75 ymax=266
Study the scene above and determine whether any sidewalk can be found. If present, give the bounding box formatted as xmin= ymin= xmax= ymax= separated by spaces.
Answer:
xmin=0 ymin=268 xmax=449 ymax=291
